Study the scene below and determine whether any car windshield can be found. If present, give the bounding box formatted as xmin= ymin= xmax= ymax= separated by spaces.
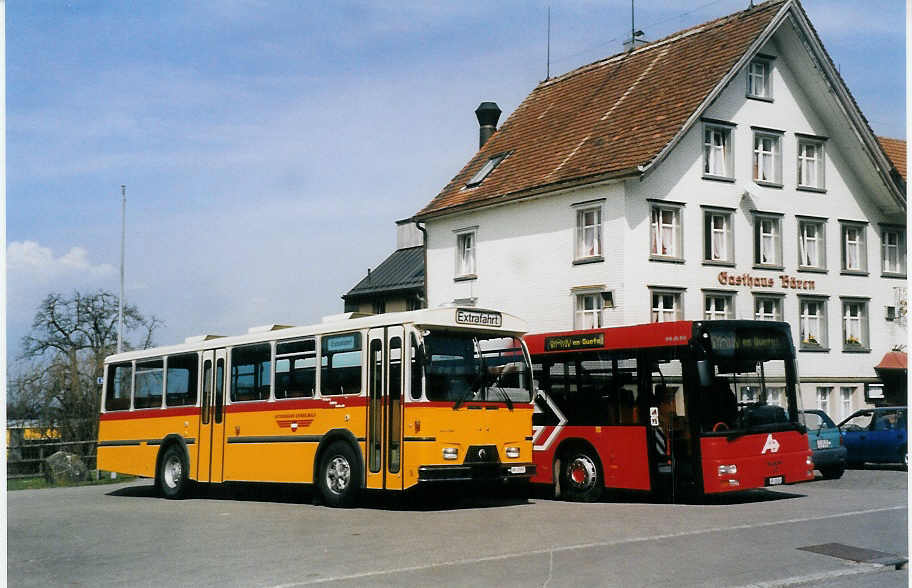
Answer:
xmin=699 ymin=358 xmax=798 ymax=435
xmin=423 ymin=331 xmax=533 ymax=404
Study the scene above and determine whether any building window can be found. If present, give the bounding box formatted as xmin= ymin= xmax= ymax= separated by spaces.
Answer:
xmin=372 ymin=300 xmax=386 ymax=315
xmin=465 ymin=152 xmax=508 ymax=187
xmin=703 ymin=124 xmax=734 ymax=179
xmin=797 ymin=139 xmax=825 ymax=190
xmin=651 ymin=289 xmax=682 ymax=323
xmin=799 ymin=297 xmax=828 ymax=349
xmin=753 ymin=131 xmax=782 ymax=185
xmin=574 ymin=292 xmax=603 ymax=329
xmin=753 ymin=214 xmax=782 ymax=267
xmin=841 ymin=299 xmax=869 ymax=350
xmin=754 ymin=296 xmax=782 ymax=321
xmin=455 ymin=229 xmax=476 ymax=278
xmin=575 ymin=205 xmax=602 ymax=260
xmin=747 ymin=58 xmax=772 ymax=99
xmin=840 ymin=222 xmax=867 ymax=273
xmin=704 ymin=293 xmax=734 ymax=320
xmin=650 ymin=204 xmax=683 ymax=260
xmin=798 ymin=219 xmax=826 ymax=270
xmin=839 ymin=387 xmax=854 ymax=421
xmin=703 ymin=209 xmax=733 ymax=263
xmin=816 ymin=387 xmax=831 ymax=414
xmin=881 ymin=227 xmax=906 ymax=275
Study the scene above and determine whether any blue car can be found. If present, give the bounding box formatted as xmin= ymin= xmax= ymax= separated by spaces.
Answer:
xmin=838 ymin=407 xmax=908 ymax=467
xmin=800 ymin=410 xmax=847 ymax=479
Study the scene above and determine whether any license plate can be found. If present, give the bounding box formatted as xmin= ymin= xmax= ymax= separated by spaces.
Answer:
xmin=816 ymin=439 xmax=831 ymax=449
xmin=509 ymin=466 xmax=526 ymax=474
xmin=765 ymin=475 xmax=784 ymax=486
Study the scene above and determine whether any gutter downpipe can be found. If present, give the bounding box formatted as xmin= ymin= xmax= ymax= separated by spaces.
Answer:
xmin=414 ymin=220 xmax=428 ymax=309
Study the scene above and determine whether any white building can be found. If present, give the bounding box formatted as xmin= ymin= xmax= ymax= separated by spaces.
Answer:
xmin=412 ymin=0 xmax=907 ymax=415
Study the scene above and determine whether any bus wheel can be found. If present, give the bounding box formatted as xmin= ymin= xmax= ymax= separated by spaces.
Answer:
xmin=318 ymin=441 xmax=360 ymax=508
xmin=560 ymin=449 xmax=602 ymax=502
xmin=157 ymin=445 xmax=189 ymax=499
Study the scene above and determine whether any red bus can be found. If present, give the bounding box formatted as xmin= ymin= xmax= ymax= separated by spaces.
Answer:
xmin=525 ymin=320 xmax=813 ymax=501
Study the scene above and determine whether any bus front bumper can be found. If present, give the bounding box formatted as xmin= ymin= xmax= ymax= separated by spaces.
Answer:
xmin=418 ymin=462 xmax=536 ymax=483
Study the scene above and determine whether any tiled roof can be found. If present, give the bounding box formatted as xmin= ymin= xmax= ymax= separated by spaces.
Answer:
xmin=878 ymin=136 xmax=906 ymax=182
xmin=415 ymin=0 xmax=787 ymax=219
xmin=343 ymin=246 xmax=424 ymax=299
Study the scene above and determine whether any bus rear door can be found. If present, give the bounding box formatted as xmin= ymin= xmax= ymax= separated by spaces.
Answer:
xmin=365 ymin=327 xmax=405 ymax=491
xmin=197 ymin=349 xmax=227 ymax=483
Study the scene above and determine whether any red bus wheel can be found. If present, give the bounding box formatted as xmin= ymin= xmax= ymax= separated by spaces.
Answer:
xmin=560 ymin=449 xmax=602 ymax=502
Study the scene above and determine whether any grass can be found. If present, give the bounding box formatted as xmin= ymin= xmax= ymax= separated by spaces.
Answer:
xmin=7 ymin=472 xmax=137 ymax=491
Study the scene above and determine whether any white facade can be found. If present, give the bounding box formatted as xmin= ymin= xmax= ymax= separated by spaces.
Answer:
xmin=424 ymin=30 xmax=906 ymax=416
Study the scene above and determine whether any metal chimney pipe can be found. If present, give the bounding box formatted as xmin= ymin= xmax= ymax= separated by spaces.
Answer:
xmin=475 ymin=102 xmax=501 ymax=149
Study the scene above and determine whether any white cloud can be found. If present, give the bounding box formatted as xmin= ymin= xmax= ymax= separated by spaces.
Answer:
xmin=8 ymin=241 xmax=115 ymax=280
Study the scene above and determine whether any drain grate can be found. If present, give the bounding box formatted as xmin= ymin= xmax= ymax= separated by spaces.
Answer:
xmin=798 ymin=542 xmax=908 ymax=569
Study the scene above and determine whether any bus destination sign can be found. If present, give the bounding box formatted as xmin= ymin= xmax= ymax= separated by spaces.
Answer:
xmin=709 ymin=329 xmax=789 ymax=358
xmin=544 ymin=333 xmax=605 ymax=352
xmin=455 ymin=309 xmax=503 ymax=327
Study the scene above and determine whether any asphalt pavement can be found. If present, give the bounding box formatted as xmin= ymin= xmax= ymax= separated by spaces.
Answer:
xmin=7 ymin=467 xmax=907 ymax=587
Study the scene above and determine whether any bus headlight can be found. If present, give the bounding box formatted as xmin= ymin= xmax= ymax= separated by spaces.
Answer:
xmin=717 ymin=464 xmax=738 ymax=476
xmin=443 ymin=447 xmax=458 ymax=460
xmin=505 ymin=447 xmax=520 ymax=459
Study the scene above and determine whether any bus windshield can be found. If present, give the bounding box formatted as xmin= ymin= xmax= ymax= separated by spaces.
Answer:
xmin=423 ymin=331 xmax=533 ymax=404
xmin=699 ymin=357 xmax=799 ymax=436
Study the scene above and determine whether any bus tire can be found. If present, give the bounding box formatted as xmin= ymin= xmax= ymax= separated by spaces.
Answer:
xmin=559 ymin=447 xmax=602 ymax=502
xmin=318 ymin=441 xmax=360 ymax=508
xmin=156 ymin=444 xmax=190 ymax=499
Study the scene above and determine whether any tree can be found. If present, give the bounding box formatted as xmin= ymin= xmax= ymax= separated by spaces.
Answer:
xmin=14 ymin=290 xmax=163 ymax=454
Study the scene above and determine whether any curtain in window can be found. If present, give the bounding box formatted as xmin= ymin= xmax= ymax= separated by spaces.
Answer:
xmin=801 ymin=301 xmax=820 ymax=344
xmin=844 ymin=303 xmax=862 ymax=344
xmin=845 ymin=228 xmax=859 ymax=269
xmin=711 ymin=215 xmax=726 ymax=260
xmin=760 ymin=219 xmax=778 ymax=264
xmin=800 ymin=224 xmax=818 ymax=266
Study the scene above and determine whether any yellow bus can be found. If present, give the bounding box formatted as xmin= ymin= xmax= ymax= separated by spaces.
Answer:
xmin=98 ymin=307 xmax=536 ymax=506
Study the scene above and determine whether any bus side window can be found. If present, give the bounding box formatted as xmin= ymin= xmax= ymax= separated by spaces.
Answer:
xmin=615 ymin=357 xmax=639 ymax=425
xmin=105 ymin=362 xmax=132 ymax=411
xmin=134 ymin=359 xmax=164 ymax=409
xmin=231 ymin=343 xmax=271 ymax=402
xmin=321 ymin=332 xmax=363 ymax=396
xmin=166 ymin=354 xmax=198 ymax=406
xmin=275 ymin=339 xmax=316 ymax=399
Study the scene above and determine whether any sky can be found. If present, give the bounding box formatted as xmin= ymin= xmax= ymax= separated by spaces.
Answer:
xmin=5 ymin=0 xmax=906 ymax=361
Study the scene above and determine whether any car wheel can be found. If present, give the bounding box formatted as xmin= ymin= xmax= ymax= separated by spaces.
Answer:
xmin=559 ymin=448 xmax=602 ymax=502
xmin=318 ymin=441 xmax=360 ymax=508
xmin=156 ymin=445 xmax=190 ymax=499
xmin=820 ymin=465 xmax=844 ymax=480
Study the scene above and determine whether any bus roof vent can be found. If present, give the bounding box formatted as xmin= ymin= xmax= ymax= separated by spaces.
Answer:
xmin=247 ymin=324 xmax=295 ymax=334
xmin=322 ymin=312 xmax=371 ymax=323
xmin=184 ymin=334 xmax=226 ymax=344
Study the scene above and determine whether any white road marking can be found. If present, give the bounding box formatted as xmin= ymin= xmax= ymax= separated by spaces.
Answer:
xmin=270 ymin=505 xmax=906 ymax=587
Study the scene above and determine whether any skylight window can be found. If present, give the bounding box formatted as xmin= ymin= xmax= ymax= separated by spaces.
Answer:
xmin=465 ymin=152 xmax=508 ymax=187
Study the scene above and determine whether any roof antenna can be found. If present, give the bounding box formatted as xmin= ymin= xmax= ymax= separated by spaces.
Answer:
xmin=624 ymin=0 xmax=645 ymax=51
xmin=546 ymin=5 xmax=551 ymax=80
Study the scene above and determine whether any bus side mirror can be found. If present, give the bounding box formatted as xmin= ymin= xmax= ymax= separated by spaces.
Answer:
xmin=696 ymin=360 xmax=712 ymax=387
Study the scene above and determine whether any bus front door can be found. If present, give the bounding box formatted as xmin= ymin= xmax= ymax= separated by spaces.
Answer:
xmin=365 ymin=327 xmax=405 ymax=491
xmin=197 ymin=349 xmax=227 ymax=483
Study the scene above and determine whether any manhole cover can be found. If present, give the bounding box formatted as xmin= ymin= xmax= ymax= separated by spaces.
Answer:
xmin=798 ymin=542 xmax=908 ymax=569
